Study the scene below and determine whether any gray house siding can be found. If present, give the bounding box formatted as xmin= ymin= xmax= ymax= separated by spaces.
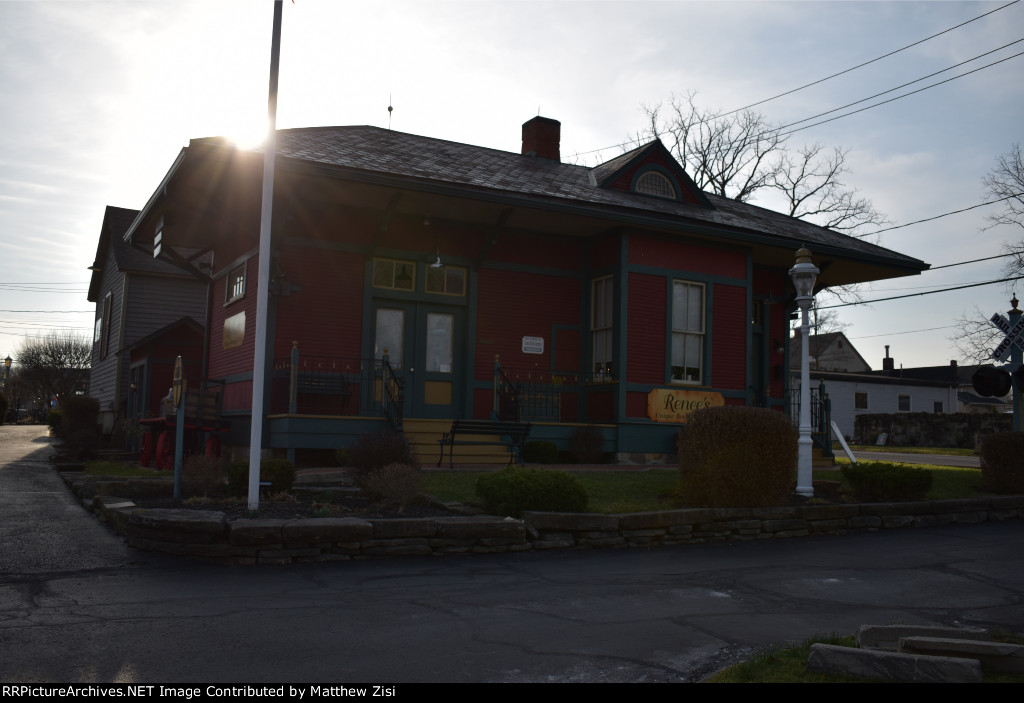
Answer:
xmin=87 ymin=244 xmax=124 ymax=421
xmin=124 ymin=274 xmax=207 ymax=343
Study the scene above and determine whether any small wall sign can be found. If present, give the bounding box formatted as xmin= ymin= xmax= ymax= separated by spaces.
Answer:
xmin=522 ymin=336 xmax=544 ymax=355
xmin=647 ymin=388 xmax=724 ymax=423
xmin=223 ymin=311 xmax=246 ymax=350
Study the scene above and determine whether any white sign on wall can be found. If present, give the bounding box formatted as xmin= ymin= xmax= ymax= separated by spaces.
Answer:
xmin=522 ymin=336 xmax=544 ymax=354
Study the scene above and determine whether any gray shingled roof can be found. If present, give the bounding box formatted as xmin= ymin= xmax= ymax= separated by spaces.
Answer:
xmin=88 ymin=205 xmax=195 ymax=302
xmin=191 ymin=126 xmax=923 ymax=268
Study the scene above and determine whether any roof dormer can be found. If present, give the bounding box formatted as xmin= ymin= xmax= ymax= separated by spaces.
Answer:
xmin=592 ymin=139 xmax=712 ymax=208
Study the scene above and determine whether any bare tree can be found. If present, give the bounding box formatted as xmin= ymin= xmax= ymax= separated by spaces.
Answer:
xmin=642 ymin=94 xmax=887 ymax=235
xmin=773 ymin=144 xmax=888 ymax=234
xmin=983 ymin=143 xmax=1024 ymax=233
xmin=643 ymin=93 xmax=786 ymax=201
xmin=949 ymin=306 xmax=1004 ymax=365
xmin=15 ymin=332 xmax=91 ymax=409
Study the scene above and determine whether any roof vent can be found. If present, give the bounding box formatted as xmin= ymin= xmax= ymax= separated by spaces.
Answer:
xmin=521 ymin=116 xmax=560 ymax=161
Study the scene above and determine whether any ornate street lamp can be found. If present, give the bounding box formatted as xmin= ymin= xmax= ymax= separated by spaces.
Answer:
xmin=789 ymin=246 xmax=819 ymax=497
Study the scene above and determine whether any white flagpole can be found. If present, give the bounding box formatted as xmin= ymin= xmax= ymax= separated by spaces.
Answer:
xmin=248 ymin=0 xmax=284 ymax=512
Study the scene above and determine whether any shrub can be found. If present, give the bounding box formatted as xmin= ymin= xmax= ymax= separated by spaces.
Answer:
xmin=348 ymin=431 xmax=416 ymax=474
xmin=523 ymin=440 xmax=559 ymax=464
xmin=0 ymin=393 xmax=8 ymax=424
xmin=227 ymin=457 xmax=296 ymax=496
xmin=360 ymin=463 xmax=422 ymax=513
xmin=840 ymin=461 xmax=933 ymax=502
xmin=334 ymin=446 xmax=350 ymax=467
xmin=568 ymin=425 xmax=605 ymax=463
xmin=979 ymin=432 xmax=1024 ymax=494
xmin=476 ymin=466 xmax=588 ymax=517
xmin=181 ymin=454 xmax=226 ymax=498
xmin=677 ymin=405 xmax=797 ymax=507
xmin=61 ymin=396 xmax=99 ymax=434
xmin=47 ymin=410 xmax=62 ymax=436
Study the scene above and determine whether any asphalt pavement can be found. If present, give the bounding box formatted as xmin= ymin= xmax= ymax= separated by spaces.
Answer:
xmin=1 ymin=424 xmax=1021 ymax=683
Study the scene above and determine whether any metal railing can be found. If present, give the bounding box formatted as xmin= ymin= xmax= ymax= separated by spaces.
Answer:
xmin=787 ymin=380 xmax=834 ymax=458
xmin=272 ymin=346 xmax=404 ymax=431
xmin=494 ymin=359 xmax=582 ymax=423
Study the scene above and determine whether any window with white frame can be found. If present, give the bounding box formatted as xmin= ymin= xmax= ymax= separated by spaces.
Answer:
xmin=96 ymin=293 xmax=111 ymax=360
xmin=226 ymin=263 xmax=246 ymax=304
xmin=635 ymin=171 xmax=676 ymax=200
xmin=671 ymin=280 xmax=704 ymax=384
xmin=372 ymin=258 xmax=415 ymax=291
xmin=591 ymin=276 xmax=614 ymax=380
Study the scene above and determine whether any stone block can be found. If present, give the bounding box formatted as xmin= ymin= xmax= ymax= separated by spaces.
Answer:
xmin=617 ymin=509 xmax=713 ymax=530
xmin=520 ymin=512 xmax=618 ymax=532
xmin=856 ymin=624 xmax=989 ymax=651
xmin=900 ymin=637 xmax=1024 ymax=673
xmin=128 ymin=509 xmax=227 ymax=536
xmin=848 ymin=515 xmax=881 ymax=529
xmin=806 ymin=643 xmax=981 ymax=682
xmin=282 ymin=517 xmax=373 ymax=545
xmin=882 ymin=515 xmax=914 ymax=529
xmin=229 ymin=519 xmax=288 ymax=546
xmin=435 ymin=516 xmax=524 ymax=539
xmin=800 ymin=504 xmax=859 ymax=520
xmin=762 ymin=519 xmax=808 ymax=533
xmin=369 ymin=518 xmax=439 ymax=539
xmin=807 ymin=519 xmax=848 ymax=534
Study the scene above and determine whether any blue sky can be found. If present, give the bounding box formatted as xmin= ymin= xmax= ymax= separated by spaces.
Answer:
xmin=1 ymin=0 xmax=1022 ymax=371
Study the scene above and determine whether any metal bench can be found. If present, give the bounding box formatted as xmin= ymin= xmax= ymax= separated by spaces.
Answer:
xmin=437 ymin=419 xmax=531 ymax=468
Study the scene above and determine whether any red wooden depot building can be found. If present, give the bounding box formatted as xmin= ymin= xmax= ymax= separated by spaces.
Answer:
xmin=121 ymin=117 xmax=927 ymax=463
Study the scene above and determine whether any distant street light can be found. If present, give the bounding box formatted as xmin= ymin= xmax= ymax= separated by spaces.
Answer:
xmin=789 ymin=246 xmax=819 ymax=498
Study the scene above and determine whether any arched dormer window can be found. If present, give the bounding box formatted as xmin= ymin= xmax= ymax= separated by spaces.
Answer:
xmin=634 ymin=170 xmax=676 ymax=200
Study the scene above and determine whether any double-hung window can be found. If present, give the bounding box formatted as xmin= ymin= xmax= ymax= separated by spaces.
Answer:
xmin=591 ymin=276 xmax=613 ymax=380
xmin=226 ymin=263 xmax=246 ymax=304
xmin=671 ymin=280 xmax=704 ymax=384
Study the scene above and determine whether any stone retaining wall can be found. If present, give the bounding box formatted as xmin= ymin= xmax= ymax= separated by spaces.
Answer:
xmin=79 ymin=486 xmax=1024 ymax=565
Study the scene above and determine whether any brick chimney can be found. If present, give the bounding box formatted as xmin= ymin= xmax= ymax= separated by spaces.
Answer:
xmin=882 ymin=344 xmax=895 ymax=371
xmin=521 ymin=116 xmax=560 ymax=161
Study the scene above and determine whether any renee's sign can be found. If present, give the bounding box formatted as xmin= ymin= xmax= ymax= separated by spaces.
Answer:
xmin=647 ymin=388 xmax=724 ymax=423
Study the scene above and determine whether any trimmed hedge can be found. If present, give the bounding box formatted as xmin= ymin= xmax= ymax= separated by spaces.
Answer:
xmin=979 ymin=431 xmax=1024 ymax=494
xmin=840 ymin=461 xmax=933 ymax=501
xmin=348 ymin=431 xmax=417 ymax=473
xmin=476 ymin=466 xmax=588 ymax=517
xmin=677 ymin=405 xmax=797 ymax=507
xmin=228 ymin=458 xmax=296 ymax=496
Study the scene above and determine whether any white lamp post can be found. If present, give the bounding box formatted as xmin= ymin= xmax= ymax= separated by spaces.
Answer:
xmin=789 ymin=246 xmax=819 ymax=498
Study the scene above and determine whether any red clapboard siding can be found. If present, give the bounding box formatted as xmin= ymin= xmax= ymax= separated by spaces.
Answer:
xmin=274 ymin=247 xmax=363 ymax=359
xmin=208 ymin=257 xmax=258 ymax=379
xmin=488 ymin=234 xmax=583 ymax=271
xmin=711 ymin=283 xmax=746 ymax=390
xmin=626 ymin=391 xmax=649 ymax=419
xmin=590 ymin=235 xmax=617 ymax=270
xmin=476 ymin=269 xmax=580 ymax=379
xmin=587 ymin=387 xmax=615 ymax=422
xmin=630 ymin=235 xmax=745 ymax=279
xmin=627 ymin=272 xmax=666 ymax=384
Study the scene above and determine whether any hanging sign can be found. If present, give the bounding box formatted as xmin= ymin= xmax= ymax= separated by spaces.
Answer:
xmin=172 ymin=356 xmax=187 ymax=409
xmin=647 ymin=388 xmax=724 ymax=423
xmin=522 ymin=336 xmax=544 ymax=355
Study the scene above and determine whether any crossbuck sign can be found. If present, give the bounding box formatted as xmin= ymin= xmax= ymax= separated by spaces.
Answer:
xmin=989 ymin=312 xmax=1024 ymax=363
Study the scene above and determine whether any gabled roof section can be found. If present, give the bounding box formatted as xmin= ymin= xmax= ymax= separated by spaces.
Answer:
xmin=123 ymin=316 xmax=204 ymax=354
xmin=87 ymin=204 xmax=197 ymax=302
xmin=88 ymin=205 xmax=140 ymax=302
xmin=173 ymin=126 xmax=927 ymax=282
xmin=590 ymin=139 xmax=712 ymax=208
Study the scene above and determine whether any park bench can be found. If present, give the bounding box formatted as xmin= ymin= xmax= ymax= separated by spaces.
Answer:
xmin=437 ymin=419 xmax=531 ymax=468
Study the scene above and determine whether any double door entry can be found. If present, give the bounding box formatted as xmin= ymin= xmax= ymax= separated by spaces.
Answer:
xmin=373 ymin=302 xmax=464 ymax=418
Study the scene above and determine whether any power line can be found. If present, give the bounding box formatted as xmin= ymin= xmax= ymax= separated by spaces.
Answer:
xmin=817 ymin=275 xmax=1024 ymax=309
xmin=778 ymin=49 xmax=1024 ymax=138
xmin=776 ymin=37 xmax=1024 ymax=133
xmin=720 ymin=0 xmax=1021 ymax=116
xmin=855 ymin=193 xmax=1024 ymax=238
xmin=849 ymin=324 xmax=961 ymax=340
xmin=930 ymin=251 xmax=1023 ymax=271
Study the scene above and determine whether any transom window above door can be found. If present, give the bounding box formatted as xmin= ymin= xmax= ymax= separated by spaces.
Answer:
xmin=425 ymin=264 xmax=466 ymax=296
xmin=373 ymin=258 xmax=415 ymax=291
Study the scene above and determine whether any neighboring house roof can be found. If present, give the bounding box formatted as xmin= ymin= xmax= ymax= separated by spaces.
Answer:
xmin=798 ymin=369 xmax=960 ymax=388
xmin=790 ymin=331 xmax=873 ymax=372
xmin=176 ymin=126 xmax=926 ymax=278
xmin=872 ymin=362 xmax=977 ymax=385
xmin=87 ymin=205 xmax=195 ymax=302
xmin=123 ymin=316 xmax=204 ymax=354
